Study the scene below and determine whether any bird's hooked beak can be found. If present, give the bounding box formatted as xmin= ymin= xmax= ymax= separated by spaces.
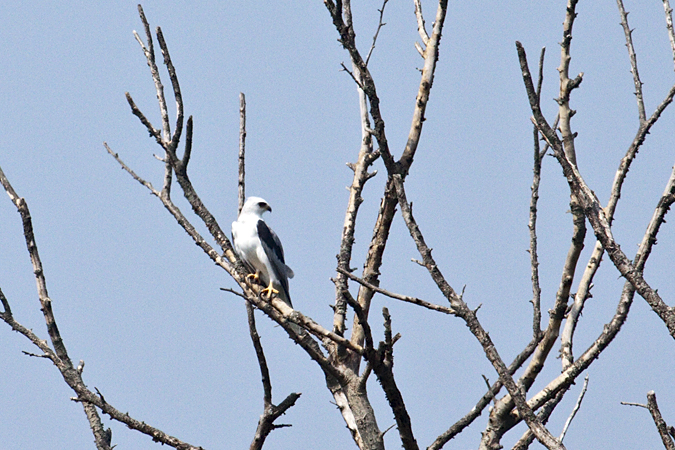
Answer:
xmin=264 ymin=204 xmax=272 ymax=213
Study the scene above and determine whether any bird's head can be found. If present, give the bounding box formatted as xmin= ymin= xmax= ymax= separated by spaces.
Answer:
xmin=241 ymin=196 xmax=272 ymax=217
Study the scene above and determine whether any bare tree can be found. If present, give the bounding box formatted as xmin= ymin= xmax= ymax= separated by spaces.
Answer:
xmin=2 ymin=1 xmax=675 ymax=450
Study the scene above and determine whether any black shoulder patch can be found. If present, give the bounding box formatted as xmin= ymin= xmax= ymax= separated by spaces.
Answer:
xmin=257 ymin=220 xmax=285 ymax=262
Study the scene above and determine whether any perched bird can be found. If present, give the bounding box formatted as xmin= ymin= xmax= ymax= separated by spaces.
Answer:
xmin=232 ymin=197 xmax=294 ymax=307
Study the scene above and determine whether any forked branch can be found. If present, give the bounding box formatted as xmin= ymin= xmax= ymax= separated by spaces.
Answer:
xmin=392 ymin=175 xmax=565 ymax=450
xmin=519 ymin=44 xmax=675 ymax=339
xmin=561 ymin=4 xmax=675 ymax=368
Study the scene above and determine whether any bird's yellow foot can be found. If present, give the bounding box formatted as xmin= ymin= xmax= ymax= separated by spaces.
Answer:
xmin=245 ymin=272 xmax=260 ymax=285
xmin=261 ymin=281 xmax=279 ymax=299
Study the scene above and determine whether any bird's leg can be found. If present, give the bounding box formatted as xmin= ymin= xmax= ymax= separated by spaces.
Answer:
xmin=261 ymin=281 xmax=279 ymax=300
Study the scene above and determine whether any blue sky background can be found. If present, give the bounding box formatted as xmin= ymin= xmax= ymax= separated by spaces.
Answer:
xmin=1 ymin=1 xmax=674 ymax=449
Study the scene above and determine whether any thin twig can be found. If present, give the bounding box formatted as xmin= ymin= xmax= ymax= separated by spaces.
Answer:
xmin=621 ymin=401 xmax=648 ymax=408
xmin=1 ymin=177 xmax=70 ymax=365
xmin=182 ymin=116 xmax=193 ymax=169
xmin=105 ymin=143 xmax=161 ymax=196
xmin=238 ymin=92 xmax=246 ymax=214
xmin=398 ymin=0 xmax=448 ymax=174
xmin=339 ymin=62 xmax=366 ymax=91
xmin=338 ymin=268 xmax=456 ymax=315
xmin=528 ymin=46 xmax=546 ymax=339
xmin=365 ymin=0 xmax=389 ymax=66
xmin=482 ymin=375 xmax=497 ymax=406
xmin=556 ymin=0 xmax=583 ymax=165
xmin=219 ymin=287 xmax=247 ymax=299
xmin=634 ymin=163 xmax=675 ymax=272
xmin=134 ymin=5 xmax=170 ymax=142
xmin=559 ymin=374 xmax=589 ymax=442
xmin=616 ymin=0 xmax=646 ymax=124
xmin=663 ymin=0 xmax=675 ymax=71
xmin=606 ymin=82 xmax=675 ymax=225
xmin=154 ymin=24 xmax=184 ymax=199
xmin=0 ymin=287 xmax=11 ymax=316
xmin=125 ymin=92 xmax=162 ymax=145
xmin=0 ymin=296 xmax=60 ymax=366
xmin=155 ymin=25 xmax=184 ymax=152
xmin=413 ymin=0 xmax=430 ymax=46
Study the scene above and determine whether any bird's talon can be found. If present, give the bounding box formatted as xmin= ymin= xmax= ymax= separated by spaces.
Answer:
xmin=246 ymin=273 xmax=260 ymax=285
xmin=261 ymin=282 xmax=279 ymax=299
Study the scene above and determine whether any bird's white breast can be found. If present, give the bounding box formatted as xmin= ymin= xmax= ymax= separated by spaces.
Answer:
xmin=232 ymin=219 xmax=270 ymax=283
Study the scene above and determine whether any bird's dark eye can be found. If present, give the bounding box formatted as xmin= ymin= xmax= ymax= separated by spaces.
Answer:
xmin=258 ymin=202 xmax=266 ymax=208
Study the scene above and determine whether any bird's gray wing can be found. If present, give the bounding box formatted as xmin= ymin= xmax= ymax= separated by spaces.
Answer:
xmin=257 ymin=220 xmax=293 ymax=305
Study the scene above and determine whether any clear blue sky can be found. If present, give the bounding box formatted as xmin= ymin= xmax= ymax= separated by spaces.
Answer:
xmin=1 ymin=1 xmax=674 ymax=449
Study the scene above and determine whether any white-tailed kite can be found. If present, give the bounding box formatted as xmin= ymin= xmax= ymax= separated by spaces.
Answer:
xmin=232 ymin=197 xmax=294 ymax=307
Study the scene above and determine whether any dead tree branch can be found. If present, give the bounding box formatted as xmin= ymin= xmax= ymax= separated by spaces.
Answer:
xmin=616 ymin=0 xmax=646 ymax=123
xmin=370 ymin=308 xmax=418 ymax=450
xmin=428 ymin=334 xmax=543 ymax=450
xmin=647 ymin=391 xmax=675 ymax=450
xmin=247 ymin=302 xmax=301 ymax=450
xmin=513 ymin=41 xmax=675 ymax=422
xmin=338 ymin=268 xmax=456 ymax=315
xmin=511 ymin=390 xmax=567 ymax=450
xmin=528 ymin=46 xmax=547 ymax=340
xmin=519 ymin=43 xmax=675 ymax=338
xmin=326 ymin=0 xmax=449 ymax=378
xmin=233 ymin=89 xmax=301 ymax=449
xmin=392 ymin=175 xmax=565 ymax=450
xmin=561 ymin=85 xmax=675 ymax=369
xmin=485 ymin=3 xmax=586 ymax=444
xmin=2 ymin=165 xmax=130 ymax=450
